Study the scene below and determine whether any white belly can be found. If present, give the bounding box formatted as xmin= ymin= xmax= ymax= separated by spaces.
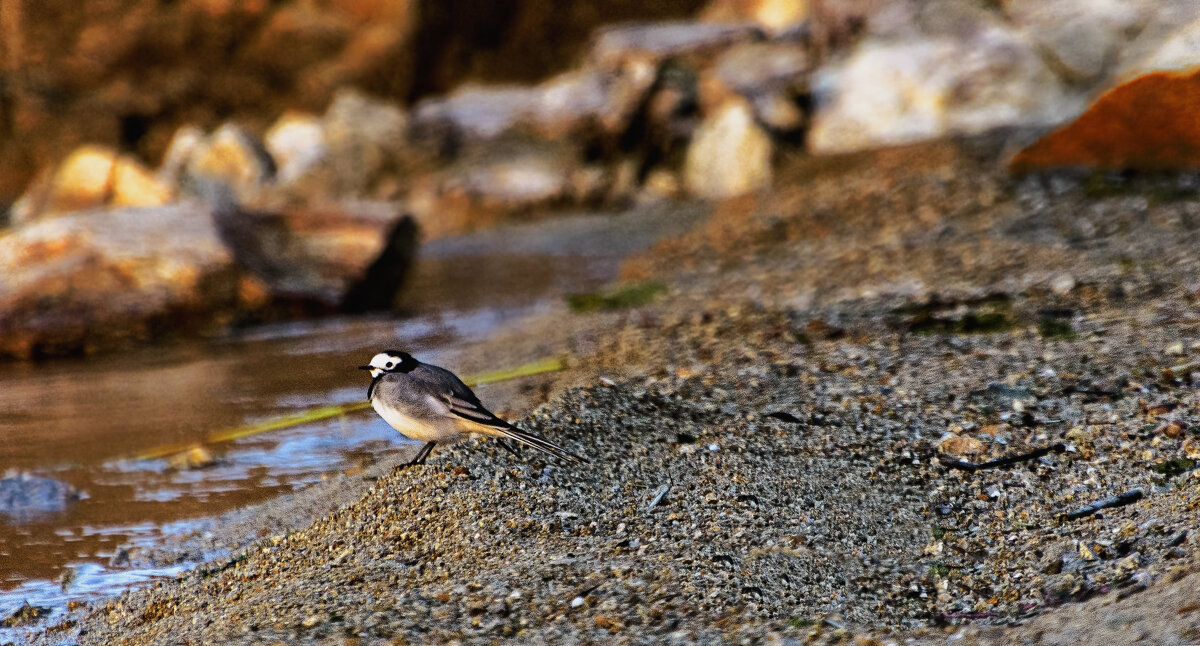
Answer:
xmin=372 ymin=399 xmax=465 ymax=443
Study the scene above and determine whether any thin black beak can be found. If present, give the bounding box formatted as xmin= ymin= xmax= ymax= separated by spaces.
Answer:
xmin=358 ymin=365 xmax=373 ymax=370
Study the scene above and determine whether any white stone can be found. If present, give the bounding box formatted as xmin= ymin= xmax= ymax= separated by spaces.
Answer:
xmin=684 ymin=99 xmax=773 ymax=199
xmin=265 ymin=112 xmax=328 ymax=185
xmin=809 ymin=26 xmax=1086 ymax=154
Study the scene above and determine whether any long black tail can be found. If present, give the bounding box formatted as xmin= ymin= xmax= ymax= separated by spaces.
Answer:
xmin=496 ymin=426 xmax=587 ymax=465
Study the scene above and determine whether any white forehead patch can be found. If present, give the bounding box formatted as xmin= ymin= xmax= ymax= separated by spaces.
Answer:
xmin=370 ymin=352 xmax=394 ymax=368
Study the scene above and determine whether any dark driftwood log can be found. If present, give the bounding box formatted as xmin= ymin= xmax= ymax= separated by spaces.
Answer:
xmin=1063 ymin=488 xmax=1145 ymax=520
xmin=939 ymin=443 xmax=1067 ymax=472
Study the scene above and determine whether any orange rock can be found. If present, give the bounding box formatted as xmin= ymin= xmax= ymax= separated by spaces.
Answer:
xmin=11 ymin=146 xmax=173 ymax=224
xmin=0 ymin=203 xmax=238 ymax=359
xmin=46 ymin=146 xmax=117 ymax=213
xmin=1011 ymin=69 xmax=1200 ymax=173
xmin=594 ymin=616 xmax=623 ymax=632
xmin=111 ymin=157 xmax=174 ymax=208
xmin=700 ymin=0 xmax=809 ymax=33
xmin=938 ymin=435 xmax=985 ymax=456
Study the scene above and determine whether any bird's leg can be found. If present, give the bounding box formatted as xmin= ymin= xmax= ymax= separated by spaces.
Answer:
xmin=402 ymin=441 xmax=436 ymax=468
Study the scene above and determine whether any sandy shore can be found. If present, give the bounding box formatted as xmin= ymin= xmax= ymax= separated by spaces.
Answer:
xmin=29 ymin=135 xmax=1200 ymax=645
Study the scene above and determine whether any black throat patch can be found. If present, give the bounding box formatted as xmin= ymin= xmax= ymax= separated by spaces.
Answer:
xmin=367 ymin=352 xmax=418 ymax=400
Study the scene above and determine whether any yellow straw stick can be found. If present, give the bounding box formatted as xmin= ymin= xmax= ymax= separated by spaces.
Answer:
xmin=134 ymin=356 xmax=569 ymax=461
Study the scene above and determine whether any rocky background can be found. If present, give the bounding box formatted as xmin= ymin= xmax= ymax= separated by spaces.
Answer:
xmin=3 ymin=0 xmax=1200 ymax=359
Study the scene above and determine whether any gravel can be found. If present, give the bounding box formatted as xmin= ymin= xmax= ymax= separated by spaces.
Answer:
xmin=28 ymin=134 xmax=1200 ymax=645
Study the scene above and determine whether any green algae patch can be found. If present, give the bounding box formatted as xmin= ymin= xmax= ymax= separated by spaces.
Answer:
xmin=567 ymin=281 xmax=668 ymax=313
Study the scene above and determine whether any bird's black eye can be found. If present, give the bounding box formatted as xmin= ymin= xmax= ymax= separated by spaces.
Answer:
xmin=385 ymin=362 xmax=394 ymax=369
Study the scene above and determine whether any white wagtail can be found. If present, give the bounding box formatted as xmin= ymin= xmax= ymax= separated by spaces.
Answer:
xmin=359 ymin=350 xmax=586 ymax=467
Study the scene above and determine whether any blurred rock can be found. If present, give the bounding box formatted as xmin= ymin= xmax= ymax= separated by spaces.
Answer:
xmin=1009 ymin=69 xmax=1200 ymax=173
xmin=406 ymin=142 xmax=584 ymax=240
xmin=1127 ymin=19 xmax=1200 ymax=75
xmin=642 ymin=168 xmax=683 ymax=202
xmin=807 ymin=0 xmax=917 ymax=59
xmin=11 ymin=146 xmax=173 ymax=225
xmin=158 ymin=126 xmax=208 ymax=188
xmin=533 ymin=65 xmax=658 ymax=140
xmin=1002 ymin=6 xmax=1200 ymax=173
xmin=182 ymin=124 xmax=276 ymax=201
xmin=684 ymin=98 xmax=773 ymax=198
xmin=412 ymin=26 xmax=766 ymax=152
xmin=1134 ymin=23 xmax=1200 ymax=74
xmin=264 ymin=112 xmax=328 ymax=186
xmin=320 ymin=88 xmax=413 ymax=197
xmin=590 ymin=22 xmax=764 ymax=69
xmin=1098 ymin=0 xmax=1200 ymax=78
xmin=168 ymin=446 xmax=218 ymax=471
xmin=1004 ymin=0 xmax=1147 ymax=84
xmin=706 ymin=41 xmax=810 ymax=131
xmin=700 ymin=0 xmax=809 ymax=34
xmin=0 ymin=203 xmax=240 ymax=359
xmin=710 ymin=42 xmax=810 ymax=99
xmin=0 ymin=474 xmax=81 ymax=521
xmin=412 ymin=85 xmax=536 ymax=145
xmin=1049 ymin=273 xmax=1076 ymax=296
xmin=809 ymin=25 xmax=1084 ymax=154
xmin=110 ymin=156 xmax=175 ymax=209
xmin=18 ymin=147 xmax=117 ymax=219
xmin=216 ymin=201 xmax=416 ymax=309
xmin=0 ymin=0 xmax=712 ymax=205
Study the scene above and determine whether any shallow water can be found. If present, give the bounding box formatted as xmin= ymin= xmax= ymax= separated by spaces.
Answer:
xmin=0 ymin=203 xmax=705 ymax=632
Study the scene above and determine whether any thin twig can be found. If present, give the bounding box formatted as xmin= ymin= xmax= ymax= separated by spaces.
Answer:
xmin=939 ymin=443 xmax=1066 ymax=472
xmin=1063 ymin=488 xmax=1144 ymax=520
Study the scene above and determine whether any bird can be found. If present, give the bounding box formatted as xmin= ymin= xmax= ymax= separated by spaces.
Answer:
xmin=359 ymin=350 xmax=586 ymax=467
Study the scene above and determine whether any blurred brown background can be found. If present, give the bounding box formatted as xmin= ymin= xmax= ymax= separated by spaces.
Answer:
xmin=0 ymin=0 xmax=708 ymax=201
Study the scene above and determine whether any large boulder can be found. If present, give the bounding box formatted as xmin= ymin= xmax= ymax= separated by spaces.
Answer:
xmin=1109 ymin=0 xmax=1200 ymax=78
xmin=319 ymin=89 xmax=414 ymax=197
xmin=588 ymin=22 xmax=764 ymax=69
xmin=215 ymin=201 xmax=417 ymax=310
xmin=808 ymin=24 xmax=1085 ymax=154
xmin=411 ymin=85 xmax=536 ymax=145
xmin=532 ymin=65 xmax=659 ymax=141
xmin=1003 ymin=0 xmax=1148 ymax=84
xmin=0 ymin=203 xmax=241 ymax=359
xmin=405 ymin=142 xmax=595 ymax=240
xmin=1008 ymin=11 xmax=1200 ymax=173
xmin=254 ymin=89 xmax=415 ymax=205
xmin=1009 ymin=69 xmax=1200 ymax=173
xmin=10 ymin=145 xmax=173 ymax=225
xmin=412 ymin=68 xmax=659 ymax=153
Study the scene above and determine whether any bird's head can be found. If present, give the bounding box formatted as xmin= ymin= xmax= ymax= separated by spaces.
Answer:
xmin=359 ymin=350 xmax=417 ymax=378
